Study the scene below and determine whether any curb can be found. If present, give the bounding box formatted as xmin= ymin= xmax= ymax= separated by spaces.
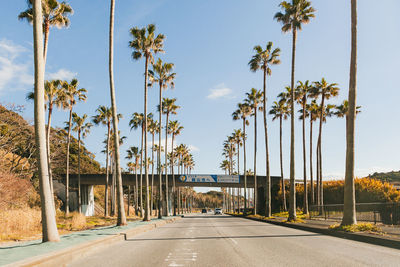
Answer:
xmin=229 ymin=214 xmax=400 ymax=250
xmin=8 ymin=217 xmax=180 ymax=267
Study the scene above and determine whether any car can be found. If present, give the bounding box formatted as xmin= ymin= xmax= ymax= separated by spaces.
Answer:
xmin=214 ymin=208 xmax=222 ymax=215
xmin=201 ymin=209 xmax=207 ymax=214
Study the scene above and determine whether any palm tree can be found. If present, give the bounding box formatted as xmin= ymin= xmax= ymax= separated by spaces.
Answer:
xmin=275 ymin=0 xmax=315 ymax=221
xmin=92 ymin=106 xmax=114 ymax=217
xmin=232 ymin=102 xmax=251 ymax=214
xmin=108 ymin=0 xmax=126 ymax=226
xmin=310 ymin=78 xmax=339 ymax=207
xmin=19 ymin=0 xmax=73 ymax=63
xmin=148 ymin=119 xmax=159 ymax=215
xmin=70 ymin=113 xmax=92 ymax=213
xmin=168 ymin=120 xmax=184 ymax=216
xmin=245 ymin=88 xmax=263 ymax=215
xmin=342 ymin=0 xmax=357 ymax=225
xmin=269 ymin=100 xmax=289 ymax=211
xmin=126 ymin=146 xmax=140 ymax=216
xmin=249 ymin=42 xmax=281 ymax=217
xmin=160 ymin=97 xmax=180 ymax=215
xmin=295 ymin=80 xmax=313 ymax=214
xmin=31 ymin=0 xmax=59 ymax=242
xmin=62 ymin=78 xmax=86 ymax=217
xmin=130 ymin=24 xmax=164 ymax=221
xmin=149 ymin=58 xmax=176 ymax=218
xmin=129 ymin=112 xmax=153 ymax=217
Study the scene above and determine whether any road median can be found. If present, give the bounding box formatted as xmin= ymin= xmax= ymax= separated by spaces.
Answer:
xmin=1 ymin=217 xmax=180 ymax=267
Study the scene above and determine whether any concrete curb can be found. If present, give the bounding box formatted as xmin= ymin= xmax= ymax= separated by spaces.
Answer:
xmin=8 ymin=217 xmax=180 ymax=267
xmin=229 ymin=214 xmax=400 ymax=250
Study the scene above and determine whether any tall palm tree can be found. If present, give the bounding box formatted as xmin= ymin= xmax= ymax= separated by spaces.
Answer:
xmin=232 ymin=102 xmax=251 ymax=214
xmin=160 ymin=97 xmax=180 ymax=215
xmin=19 ymin=0 xmax=73 ymax=63
xmin=275 ymin=0 xmax=315 ymax=221
xmin=342 ymin=0 xmax=357 ymax=224
xmin=31 ymin=0 xmax=59 ymax=242
xmin=108 ymin=0 xmax=126 ymax=226
xmin=70 ymin=113 xmax=92 ymax=213
xmin=245 ymin=88 xmax=263 ymax=215
xmin=92 ymin=106 xmax=114 ymax=217
xmin=130 ymin=24 xmax=164 ymax=221
xmin=168 ymin=120 xmax=184 ymax=216
xmin=126 ymin=146 xmax=140 ymax=216
xmin=148 ymin=119 xmax=159 ymax=215
xmin=129 ymin=112 xmax=153 ymax=217
xmin=249 ymin=42 xmax=281 ymax=217
xmin=149 ymin=58 xmax=176 ymax=218
xmin=310 ymin=78 xmax=339 ymax=207
xmin=269 ymin=100 xmax=289 ymax=211
xmin=295 ymin=80 xmax=312 ymax=214
xmin=62 ymin=78 xmax=86 ymax=217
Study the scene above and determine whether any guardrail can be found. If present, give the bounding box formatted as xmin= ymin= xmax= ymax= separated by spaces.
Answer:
xmin=309 ymin=202 xmax=400 ymax=225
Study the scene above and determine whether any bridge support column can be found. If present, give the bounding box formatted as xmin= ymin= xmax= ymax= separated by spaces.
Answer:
xmin=257 ymin=185 xmax=265 ymax=216
xmin=81 ymin=185 xmax=95 ymax=216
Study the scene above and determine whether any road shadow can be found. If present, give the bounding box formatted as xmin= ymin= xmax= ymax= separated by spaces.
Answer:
xmin=126 ymin=233 xmax=321 ymax=242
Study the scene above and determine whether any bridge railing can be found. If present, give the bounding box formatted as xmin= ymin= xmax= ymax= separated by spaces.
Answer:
xmin=309 ymin=202 xmax=400 ymax=225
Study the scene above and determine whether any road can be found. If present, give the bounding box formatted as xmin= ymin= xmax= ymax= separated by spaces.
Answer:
xmin=67 ymin=214 xmax=400 ymax=267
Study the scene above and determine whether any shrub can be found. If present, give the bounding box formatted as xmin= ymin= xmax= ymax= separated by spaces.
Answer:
xmin=0 ymin=207 xmax=41 ymax=241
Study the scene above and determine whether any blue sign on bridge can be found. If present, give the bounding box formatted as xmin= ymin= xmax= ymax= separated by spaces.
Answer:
xmin=179 ymin=175 xmax=239 ymax=183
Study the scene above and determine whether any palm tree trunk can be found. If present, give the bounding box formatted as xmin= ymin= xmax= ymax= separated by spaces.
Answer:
xmin=288 ymin=28 xmax=297 ymax=221
xmin=127 ymin=185 xmax=130 ymax=216
xmin=342 ymin=0 xmax=357 ymax=226
xmin=165 ymin=113 xmax=169 ymax=215
xmin=143 ymin=55 xmax=151 ymax=221
xmin=243 ymin=119 xmax=247 ymax=215
xmin=104 ymin=122 xmax=110 ymax=217
xmin=172 ymin=134 xmax=176 ymax=216
xmin=253 ymin=109 xmax=257 ymax=215
xmin=316 ymin=142 xmax=320 ymax=207
xmin=151 ymin=132 xmax=155 ymax=216
xmin=46 ymin=104 xmax=54 ymax=201
xmin=135 ymin=160 xmax=138 ymax=215
xmin=140 ymin=126 xmax=144 ymax=217
xmin=279 ymin=117 xmax=287 ymax=211
xmin=158 ymin=83 xmax=163 ymax=219
xmin=78 ymin=131 xmax=81 ymax=213
xmin=109 ymin=0 xmax=127 ymax=226
xmin=309 ymin=118 xmax=314 ymax=205
xmin=317 ymin=95 xmax=325 ymax=210
xmin=263 ymin=68 xmax=271 ymax=217
xmin=43 ymin=21 xmax=49 ymax=64
xmin=65 ymin=108 xmax=73 ymax=217
xmin=33 ymin=0 xmax=59 ymax=241
xmin=302 ymin=101 xmax=308 ymax=215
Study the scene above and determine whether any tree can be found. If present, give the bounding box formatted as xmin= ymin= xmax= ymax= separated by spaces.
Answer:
xmin=310 ymin=78 xmax=339 ymax=207
xmin=295 ymin=80 xmax=313 ymax=214
xmin=168 ymin=120 xmax=184 ymax=216
xmin=129 ymin=24 xmax=165 ymax=221
xmin=19 ymin=0 xmax=73 ymax=63
xmin=92 ymin=106 xmax=113 ymax=216
xmin=108 ymin=0 xmax=126 ymax=226
xmin=148 ymin=58 xmax=176 ymax=218
xmin=269 ymin=100 xmax=289 ymax=211
xmin=126 ymin=146 xmax=140 ymax=216
xmin=274 ymin=0 xmax=315 ymax=221
xmin=245 ymin=88 xmax=263 ymax=215
xmin=249 ymin=42 xmax=281 ymax=217
xmin=343 ymin=0 xmax=359 ymax=225
xmin=148 ymin=119 xmax=159 ymax=215
xmin=70 ymin=113 xmax=92 ymax=213
xmin=160 ymin=97 xmax=180 ymax=215
xmin=232 ymin=102 xmax=251 ymax=214
xmin=62 ymin=79 xmax=86 ymax=217
xmin=32 ymin=0 xmax=59 ymax=242
xmin=129 ymin=112 xmax=153 ymax=217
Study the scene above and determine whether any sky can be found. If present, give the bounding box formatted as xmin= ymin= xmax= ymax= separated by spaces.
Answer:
xmin=1 ymin=0 xmax=400 ymax=193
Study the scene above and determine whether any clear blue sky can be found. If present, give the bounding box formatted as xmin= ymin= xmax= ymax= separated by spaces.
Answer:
xmin=1 ymin=1 xmax=399 ymax=193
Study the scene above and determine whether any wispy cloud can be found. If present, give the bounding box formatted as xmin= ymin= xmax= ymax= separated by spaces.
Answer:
xmin=46 ymin=68 xmax=77 ymax=81
xmin=207 ymin=83 xmax=233 ymax=99
xmin=0 ymin=39 xmax=33 ymax=92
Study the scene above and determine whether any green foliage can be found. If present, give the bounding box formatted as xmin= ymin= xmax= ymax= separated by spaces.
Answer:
xmin=369 ymin=171 xmax=400 ymax=183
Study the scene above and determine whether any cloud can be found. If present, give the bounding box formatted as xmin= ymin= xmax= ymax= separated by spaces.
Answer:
xmin=207 ymin=83 xmax=233 ymax=99
xmin=188 ymin=145 xmax=199 ymax=152
xmin=46 ymin=68 xmax=77 ymax=81
xmin=0 ymin=39 xmax=33 ymax=92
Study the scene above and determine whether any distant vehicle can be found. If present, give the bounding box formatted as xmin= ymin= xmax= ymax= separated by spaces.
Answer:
xmin=201 ymin=209 xmax=207 ymax=214
xmin=214 ymin=208 xmax=222 ymax=215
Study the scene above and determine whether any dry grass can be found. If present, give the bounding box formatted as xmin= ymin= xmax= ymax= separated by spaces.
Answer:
xmin=0 ymin=207 xmax=41 ymax=241
xmin=329 ymin=223 xmax=382 ymax=233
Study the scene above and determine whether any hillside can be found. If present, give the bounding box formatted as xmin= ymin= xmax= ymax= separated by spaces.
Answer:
xmin=369 ymin=170 xmax=400 ymax=183
xmin=0 ymin=104 xmax=102 ymax=193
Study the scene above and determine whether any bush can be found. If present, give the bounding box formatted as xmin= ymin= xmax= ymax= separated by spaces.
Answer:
xmin=0 ymin=207 xmax=41 ymax=241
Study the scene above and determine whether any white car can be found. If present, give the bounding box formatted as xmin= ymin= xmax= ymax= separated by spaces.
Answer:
xmin=214 ymin=208 xmax=222 ymax=215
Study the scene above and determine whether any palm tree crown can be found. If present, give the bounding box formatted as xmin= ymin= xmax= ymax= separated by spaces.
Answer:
xmin=249 ymin=42 xmax=281 ymax=75
xmin=274 ymin=0 xmax=315 ymax=33
xmin=149 ymin=58 xmax=176 ymax=89
xmin=129 ymin=24 xmax=165 ymax=63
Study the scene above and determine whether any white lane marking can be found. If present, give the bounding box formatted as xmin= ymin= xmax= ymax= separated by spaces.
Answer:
xmin=229 ymin=238 xmax=238 ymax=245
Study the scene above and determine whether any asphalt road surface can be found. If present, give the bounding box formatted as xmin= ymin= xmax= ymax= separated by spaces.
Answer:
xmin=67 ymin=213 xmax=400 ymax=267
